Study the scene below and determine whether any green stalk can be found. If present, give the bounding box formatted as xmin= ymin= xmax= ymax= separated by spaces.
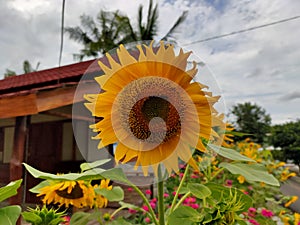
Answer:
xmin=157 ymin=168 xmax=165 ymax=225
xmin=169 ymin=164 xmax=190 ymax=213
xmin=210 ymin=167 xmax=224 ymax=181
xmin=110 ymin=206 xmax=126 ymax=218
xmin=131 ymin=184 xmax=159 ymax=225
xmin=173 ymin=191 xmax=191 ymax=211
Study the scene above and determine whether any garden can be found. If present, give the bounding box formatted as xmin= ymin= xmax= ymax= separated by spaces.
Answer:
xmin=1 ymin=41 xmax=299 ymax=225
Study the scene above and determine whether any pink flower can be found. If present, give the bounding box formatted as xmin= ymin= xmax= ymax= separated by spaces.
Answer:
xmin=145 ymin=189 xmax=152 ymax=195
xmin=163 ymin=193 xmax=169 ymax=198
xmin=179 ymin=164 xmax=185 ymax=169
xmin=248 ymin=207 xmax=256 ymax=217
xmin=151 ymin=198 xmax=157 ymax=203
xmin=144 ymin=217 xmax=151 ymax=223
xmin=190 ymin=203 xmax=199 ymax=209
xmin=128 ymin=209 xmax=137 ymax=214
xmin=150 ymin=202 xmax=156 ymax=209
xmin=127 ymin=187 xmax=133 ymax=192
xmin=191 ymin=174 xmax=199 ymax=179
xmin=63 ymin=216 xmax=70 ymax=225
xmin=261 ymin=209 xmax=273 ymax=218
xmin=172 ymin=191 xmax=177 ymax=196
xmin=142 ymin=205 xmax=149 ymax=211
xmin=183 ymin=197 xmax=196 ymax=204
xmin=248 ymin=186 xmax=253 ymax=191
xmin=249 ymin=219 xmax=259 ymax=225
xmin=226 ymin=179 xmax=233 ymax=186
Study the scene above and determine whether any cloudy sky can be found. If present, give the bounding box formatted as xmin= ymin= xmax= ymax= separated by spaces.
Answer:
xmin=1 ymin=0 xmax=300 ymax=124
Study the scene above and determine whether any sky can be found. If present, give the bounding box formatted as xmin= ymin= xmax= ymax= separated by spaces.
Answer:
xmin=1 ymin=0 xmax=300 ymax=124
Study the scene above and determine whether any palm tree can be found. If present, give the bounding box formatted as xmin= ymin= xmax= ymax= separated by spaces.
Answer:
xmin=133 ymin=0 xmax=188 ymax=41
xmin=65 ymin=0 xmax=187 ymax=60
xmin=65 ymin=11 xmax=135 ymax=61
xmin=4 ymin=60 xmax=40 ymax=78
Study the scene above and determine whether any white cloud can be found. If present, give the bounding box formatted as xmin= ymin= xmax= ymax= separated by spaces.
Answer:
xmin=0 ymin=0 xmax=299 ymax=124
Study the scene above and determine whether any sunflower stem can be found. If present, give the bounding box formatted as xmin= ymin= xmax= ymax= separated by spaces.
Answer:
xmin=170 ymin=164 xmax=190 ymax=213
xmin=131 ymin=183 xmax=159 ymax=225
xmin=157 ymin=167 xmax=165 ymax=225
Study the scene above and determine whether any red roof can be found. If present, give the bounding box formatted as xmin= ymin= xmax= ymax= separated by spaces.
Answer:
xmin=0 ymin=59 xmax=102 ymax=93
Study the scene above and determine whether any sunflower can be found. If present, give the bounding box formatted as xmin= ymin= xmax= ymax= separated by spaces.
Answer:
xmin=93 ymin=179 xmax=113 ymax=208
xmin=85 ymin=41 xmax=224 ymax=175
xmin=37 ymin=180 xmax=95 ymax=208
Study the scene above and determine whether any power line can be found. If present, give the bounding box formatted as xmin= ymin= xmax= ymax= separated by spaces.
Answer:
xmin=183 ymin=15 xmax=300 ymax=46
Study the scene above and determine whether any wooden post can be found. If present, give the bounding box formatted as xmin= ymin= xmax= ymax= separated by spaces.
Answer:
xmin=9 ymin=116 xmax=29 ymax=207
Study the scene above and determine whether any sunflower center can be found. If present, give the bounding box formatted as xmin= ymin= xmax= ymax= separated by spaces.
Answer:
xmin=114 ymin=76 xmax=184 ymax=145
xmin=55 ymin=182 xmax=84 ymax=199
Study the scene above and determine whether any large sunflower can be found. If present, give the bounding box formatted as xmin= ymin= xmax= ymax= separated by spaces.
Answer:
xmin=85 ymin=41 xmax=223 ymax=175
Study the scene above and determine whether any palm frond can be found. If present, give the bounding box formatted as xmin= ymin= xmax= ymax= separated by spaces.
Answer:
xmin=161 ymin=10 xmax=188 ymax=41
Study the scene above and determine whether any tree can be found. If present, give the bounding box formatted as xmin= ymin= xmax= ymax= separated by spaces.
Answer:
xmin=65 ymin=0 xmax=187 ymax=60
xmin=270 ymin=120 xmax=300 ymax=172
xmin=230 ymin=102 xmax=271 ymax=144
xmin=4 ymin=60 xmax=40 ymax=78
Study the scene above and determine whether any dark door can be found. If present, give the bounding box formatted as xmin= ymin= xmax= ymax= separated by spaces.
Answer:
xmin=25 ymin=122 xmax=62 ymax=203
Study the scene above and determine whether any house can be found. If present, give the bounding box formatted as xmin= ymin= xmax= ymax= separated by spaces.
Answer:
xmin=0 ymin=59 xmax=113 ymax=204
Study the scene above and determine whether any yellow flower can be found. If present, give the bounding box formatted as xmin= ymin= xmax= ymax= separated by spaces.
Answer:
xmin=282 ymin=216 xmax=290 ymax=225
xmin=285 ymin=196 xmax=298 ymax=208
xmin=93 ymin=179 xmax=112 ymax=208
xmin=260 ymin=182 xmax=266 ymax=187
xmin=237 ymin=175 xmax=245 ymax=184
xmin=295 ymin=212 xmax=300 ymax=225
xmin=85 ymin=41 xmax=223 ymax=175
xmin=221 ymin=123 xmax=235 ymax=147
xmin=276 ymin=161 xmax=286 ymax=168
xmin=37 ymin=180 xmax=95 ymax=208
xmin=280 ymin=170 xmax=296 ymax=181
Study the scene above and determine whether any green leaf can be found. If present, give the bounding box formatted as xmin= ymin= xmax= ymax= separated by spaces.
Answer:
xmin=95 ymin=186 xmax=124 ymax=201
xmin=21 ymin=211 xmax=42 ymax=223
xmin=107 ymin=218 xmax=132 ymax=225
xmin=168 ymin=206 xmax=203 ymax=225
xmin=100 ymin=168 xmax=131 ymax=184
xmin=29 ymin=180 xmax=50 ymax=193
xmin=23 ymin=163 xmax=105 ymax=181
xmin=119 ymin=201 xmax=140 ymax=210
xmin=80 ymin=159 xmax=111 ymax=172
xmin=219 ymin=162 xmax=280 ymax=186
xmin=70 ymin=212 xmax=93 ymax=225
xmin=0 ymin=179 xmax=22 ymax=202
xmin=187 ymin=183 xmax=211 ymax=199
xmin=208 ymin=144 xmax=255 ymax=162
xmin=0 ymin=205 xmax=21 ymax=225
xmin=206 ymin=183 xmax=253 ymax=213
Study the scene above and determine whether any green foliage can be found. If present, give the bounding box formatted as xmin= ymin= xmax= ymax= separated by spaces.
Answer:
xmin=169 ymin=184 xmax=252 ymax=225
xmin=219 ymin=162 xmax=279 ymax=186
xmin=95 ymin=186 xmax=124 ymax=202
xmin=0 ymin=205 xmax=22 ymax=225
xmin=168 ymin=206 xmax=203 ymax=225
xmin=0 ymin=179 xmax=22 ymax=202
xmin=270 ymin=119 xmax=300 ymax=169
xmin=22 ymin=205 xmax=66 ymax=225
xmin=0 ymin=179 xmax=22 ymax=225
xmin=4 ymin=60 xmax=40 ymax=78
xmin=208 ymin=144 xmax=255 ymax=162
xmin=230 ymin=102 xmax=271 ymax=143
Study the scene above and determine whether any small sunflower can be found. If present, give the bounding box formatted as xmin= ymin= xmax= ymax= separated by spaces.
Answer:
xmin=37 ymin=180 xmax=95 ymax=208
xmin=85 ymin=41 xmax=224 ymax=175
